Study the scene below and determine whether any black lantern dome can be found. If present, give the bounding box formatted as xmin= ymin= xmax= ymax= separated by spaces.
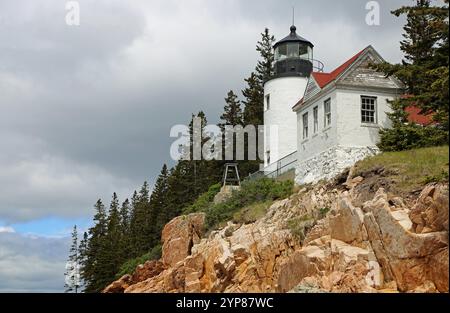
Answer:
xmin=272 ymin=25 xmax=318 ymax=79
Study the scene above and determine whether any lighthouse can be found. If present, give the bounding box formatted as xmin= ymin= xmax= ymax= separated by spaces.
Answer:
xmin=263 ymin=25 xmax=322 ymax=169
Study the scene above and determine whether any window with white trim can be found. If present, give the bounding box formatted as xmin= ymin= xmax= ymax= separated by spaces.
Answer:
xmin=324 ymin=98 xmax=331 ymax=127
xmin=313 ymin=106 xmax=318 ymax=133
xmin=302 ymin=112 xmax=309 ymax=139
xmin=361 ymin=96 xmax=377 ymax=123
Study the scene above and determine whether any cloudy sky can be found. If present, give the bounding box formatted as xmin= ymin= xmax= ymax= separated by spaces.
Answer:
xmin=0 ymin=0 xmax=413 ymax=292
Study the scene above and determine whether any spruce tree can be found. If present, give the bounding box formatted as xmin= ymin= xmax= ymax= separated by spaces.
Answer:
xmin=82 ymin=199 xmax=109 ymax=293
xmin=372 ymin=0 xmax=449 ymax=150
xmin=64 ymin=225 xmax=80 ymax=293
xmin=219 ymin=90 xmax=243 ymax=129
xmin=255 ymin=28 xmax=276 ymax=83
xmin=118 ymin=199 xmax=131 ymax=260
xmin=103 ymin=193 xmax=122 ymax=282
xmin=146 ymin=164 xmax=169 ymax=247
xmin=78 ymin=231 xmax=88 ymax=291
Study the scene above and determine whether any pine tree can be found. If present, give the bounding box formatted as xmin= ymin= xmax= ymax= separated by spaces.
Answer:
xmin=372 ymin=0 xmax=449 ymax=151
xmin=255 ymin=28 xmax=276 ymax=83
xmin=78 ymin=231 xmax=88 ymax=291
xmin=118 ymin=199 xmax=131 ymax=260
xmin=129 ymin=182 xmax=151 ymax=257
xmin=64 ymin=225 xmax=80 ymax=293
xmin=82 ymin=199 xmax=109 ymax=293
xmin=242 ymin=72 xmax=264 ymax=127
xmin=242 ymin=28 xmax=275 ymax=127
xmin=219 ymin=90 xmax=243 ymax=129
xmin=103 ymin=193 xmax=122 ymax=282
xmin=151 ymin=164 xmax=170 ymax=245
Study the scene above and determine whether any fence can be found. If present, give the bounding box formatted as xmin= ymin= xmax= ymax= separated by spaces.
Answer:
xmin=246 ymin=151 xmax=297 ymax=181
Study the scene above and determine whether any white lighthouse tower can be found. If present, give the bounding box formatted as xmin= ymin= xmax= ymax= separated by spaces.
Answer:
xmin=263 ymin=25 xmax=321 ymax=170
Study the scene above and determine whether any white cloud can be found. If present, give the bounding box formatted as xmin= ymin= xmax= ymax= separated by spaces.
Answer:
xmin=0 ymin=226 xmax=15 ymax=233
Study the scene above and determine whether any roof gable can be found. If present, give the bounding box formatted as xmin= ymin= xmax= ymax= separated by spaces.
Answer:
xmin=312 ymin=49 xmax=365 ymax=89
xmin=293 ymin=46 xmax=404 ymax=111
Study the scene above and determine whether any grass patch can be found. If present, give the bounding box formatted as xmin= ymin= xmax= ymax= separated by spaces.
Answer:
xmin=115 ymin=244 xmax=162 ymax=279
xmin=204 ymin=178 xmax=294 ymax=231
xmin=232 ymin=201 xmax=272 ymax=225
xmin=354 ymin=146 xmax=449 ymax=192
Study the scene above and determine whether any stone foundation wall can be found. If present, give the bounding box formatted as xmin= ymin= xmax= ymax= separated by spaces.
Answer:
xmin=295 ymin=146 xmax=380 ymax=185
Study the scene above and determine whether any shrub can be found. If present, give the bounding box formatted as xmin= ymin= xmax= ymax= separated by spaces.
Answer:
xmin=182 ymin=183 xmax=221 ymax=215
xmin=232 ymin=201 xmax=271 ymax=225
xmin=204 ymin=178 xmax=294 ymax=230
xmin=116 ymin=244 xmax=162 ymax=278
xmin=378 ymin=124 xmax=448 ymax=152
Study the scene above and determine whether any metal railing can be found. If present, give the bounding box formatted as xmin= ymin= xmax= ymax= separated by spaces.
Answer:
xmin=246 ymin=151 xmax=297 ymax=181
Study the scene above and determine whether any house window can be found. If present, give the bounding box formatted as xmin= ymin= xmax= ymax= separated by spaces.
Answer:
xmin=324 ymin=98 xmax=331 ymax=127
xmin=266 ymin=151 xmax=270 ymax=164
xmin=313 ymin=106 xmax=318 ymax=133
xmin=361 ymin=96 xmax=377 ymax=123
xmin=302 ymin=112 xmax=309 ymax=139
xmin=265 ymin=95 xmax=270 ymax=111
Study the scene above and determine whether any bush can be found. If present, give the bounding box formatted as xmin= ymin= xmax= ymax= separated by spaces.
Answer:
xmin=204 ymin=178 xmax=294 ymax=230
xmin=378 ymin=124 xmax=448 ymax=152
xmin=116 ymin=244 xmax=162 ymax=278
xmin=232 ymin=201 xmax=271 ymax=224
xmin=182 ymin=183 xmax=222 ymax=215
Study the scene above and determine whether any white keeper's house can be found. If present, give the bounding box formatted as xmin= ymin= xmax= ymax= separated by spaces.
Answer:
xmin=261 ymin=25 xmax=404 ymax=184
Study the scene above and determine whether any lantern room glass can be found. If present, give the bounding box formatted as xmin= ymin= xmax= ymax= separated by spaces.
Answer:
xmin=275 ymin=42 xmax=313 ymax=62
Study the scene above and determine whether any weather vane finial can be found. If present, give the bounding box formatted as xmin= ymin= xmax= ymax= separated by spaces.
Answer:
xmin=292 ymin=6 xmax=295 ymax=25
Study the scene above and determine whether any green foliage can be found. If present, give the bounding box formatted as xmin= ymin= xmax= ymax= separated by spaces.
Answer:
xmin=378 ymin=123 xmax=449 ymax=152
xmin=232 ymin=201 xmax=271 ymax=225
xmin=205 ymin=178 xmax=294 ymax=230
xmin=182 ymin=183 xmax=221 ymax=215
xmin=372 ymin=0 xmax=449 ymax=151
xmin=354 ymin=146 xmax=449 ymax=192
xmin=115 ymin=245 xmax=162 ymax=279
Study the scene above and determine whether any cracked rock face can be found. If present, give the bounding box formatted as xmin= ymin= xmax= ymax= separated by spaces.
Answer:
xmin=104 ymin=180 xmax=449 ymax=293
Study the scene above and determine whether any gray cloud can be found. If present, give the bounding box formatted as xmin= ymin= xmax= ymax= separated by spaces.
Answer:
xmin=0 ymin=232 xmax=69 ymax=292
xmin=0 ymin=0 xmax=410 ymax=224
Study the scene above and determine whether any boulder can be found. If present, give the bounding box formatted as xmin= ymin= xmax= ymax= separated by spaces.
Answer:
xmin=132 ymin=260 xmax=165 ymax=283
xmin=409 ymin=184 xmax=449 ymax=233
xmin=103 ymin=274 xmax=132 ymax=293
xmin=161 ymin=213 xmax=205 ymax=267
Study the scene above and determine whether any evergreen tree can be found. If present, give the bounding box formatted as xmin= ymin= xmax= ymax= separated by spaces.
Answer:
xmin=219 ymin=90 xmax=243 ymax=129
xmin=129 ymin=182 xmax=151 ymax=257
xmin=373 ymin=0 xmax=449 ymax=151
xmin=78 ymin=231 xmax=88 ymax=291
xmin=255 ymin=28 xmax=276 ymax=83
xmin=103 ymin=193 xmax=122 ymax=282
xmin=118 ymin=199 xmax=131 ymax=260
xmin=82 ymin=199 xmax=109 ymax=293
xmin=151 ymin=164 xmax=170 ymax=246
xmin=64 ymin=225 xmax=80 ymax=293
xmin=242 ymin=29 xmax=275 ymax=128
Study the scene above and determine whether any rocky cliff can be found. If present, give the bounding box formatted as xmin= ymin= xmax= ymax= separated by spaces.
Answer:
xmin=104 ymin=170 xmax=449 ymax=293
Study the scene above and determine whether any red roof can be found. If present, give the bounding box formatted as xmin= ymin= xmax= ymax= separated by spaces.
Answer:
xmin=312 ymin=48 xmax=365 ymax=88
xmin=405 ymin=105 xmax=434 ymax=126
xmin=293 ymin=47 xmax=367 ymax=110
